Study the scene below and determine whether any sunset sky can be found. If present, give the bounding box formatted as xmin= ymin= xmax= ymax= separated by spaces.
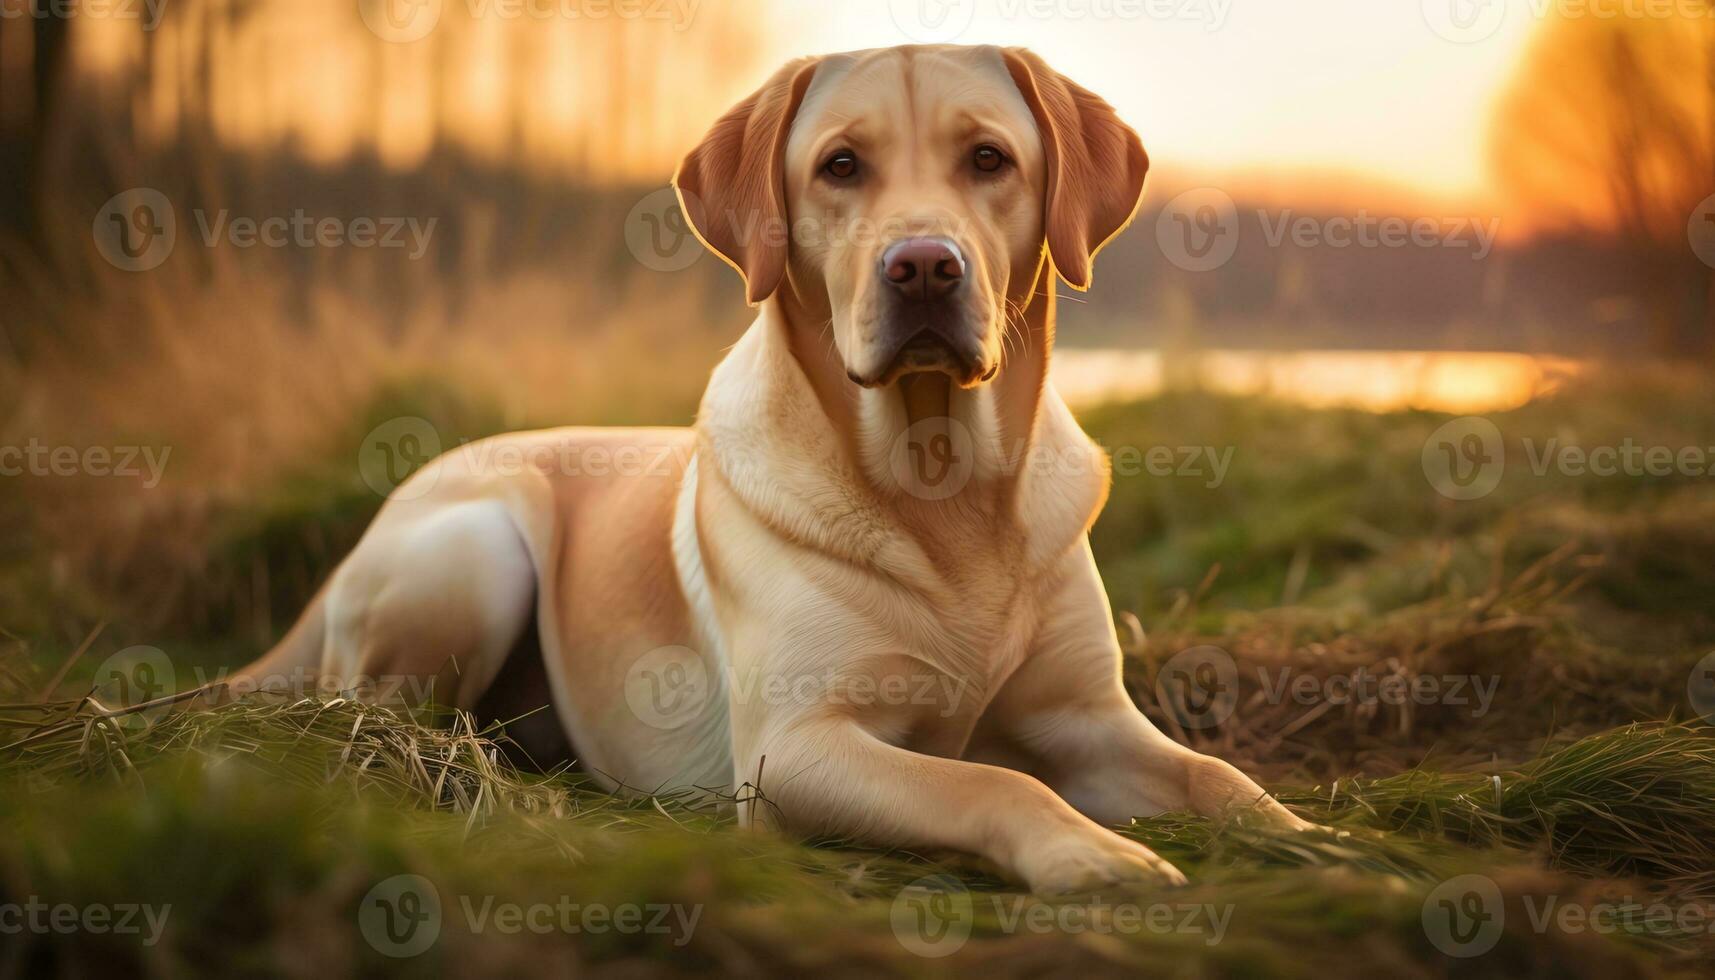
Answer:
xmin=777 ymin=0 xmax=1540 ymax=201
xmin=74 ymin=0 xmax=1542 ymax=205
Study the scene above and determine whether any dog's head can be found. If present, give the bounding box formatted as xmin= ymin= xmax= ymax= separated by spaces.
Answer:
xmin=674 ymin=46 xmax=1147 ymax=390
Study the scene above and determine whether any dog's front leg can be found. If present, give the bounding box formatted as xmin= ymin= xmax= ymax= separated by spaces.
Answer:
xmin=736 ymin=711 xmax=1186 ymax=894
xmin=1001 ymin=681 xmax=1313 ymax=831
xmin=991 ymin=547 xmax=1311 ymax=831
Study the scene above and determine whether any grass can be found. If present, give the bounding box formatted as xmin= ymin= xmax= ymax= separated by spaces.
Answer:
xmin=1 ymin=689 xmax=1710 ymax=977
xmin=3 ymin=373 xmax=1715 ymax=976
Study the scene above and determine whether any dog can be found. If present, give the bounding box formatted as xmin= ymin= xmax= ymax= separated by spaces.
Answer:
xmin=232 ymin=44 xmax=1309 ymax=893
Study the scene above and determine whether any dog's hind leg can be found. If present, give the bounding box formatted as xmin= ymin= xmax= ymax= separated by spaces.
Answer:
xmin=231 ymin=498 xmax=537 ymax=709
xmin=324 ymin=499 xmax=537 ymax=710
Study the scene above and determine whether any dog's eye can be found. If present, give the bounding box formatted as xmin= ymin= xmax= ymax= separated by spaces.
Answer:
xmin=823 ymin=150 xmax=859 ymax=181
xmin=973 ymin=144 xmax=1007 ymax=173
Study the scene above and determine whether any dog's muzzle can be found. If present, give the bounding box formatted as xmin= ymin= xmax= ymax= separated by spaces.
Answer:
xmin=849 ymin=236 xmax=993 ymax=388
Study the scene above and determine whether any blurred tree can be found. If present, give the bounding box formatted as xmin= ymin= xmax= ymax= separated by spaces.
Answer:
xmin=0 ymin=14 xmax=70 ymax=249
xmin=1490 ymin=4 xmax=1715 ymax=358
xmin=0 ymin=13 xmax=71 ymax=362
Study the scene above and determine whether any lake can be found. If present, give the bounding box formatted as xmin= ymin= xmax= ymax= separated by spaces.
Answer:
xmin=1050 ymin=349 xmax=1587 ymax=413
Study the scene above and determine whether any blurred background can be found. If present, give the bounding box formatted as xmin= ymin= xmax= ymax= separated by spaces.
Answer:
xmin=1 ymin=0 xmax=1713 ymax=660
xmin=6 ymin=8 xmax=1715 ymax=974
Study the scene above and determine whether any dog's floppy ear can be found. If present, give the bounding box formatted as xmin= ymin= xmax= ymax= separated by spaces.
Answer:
xmin=673 ymin=57 xmax=820 ymax=306
xmin=1002 ymin=48 xmax=1148 ymax=291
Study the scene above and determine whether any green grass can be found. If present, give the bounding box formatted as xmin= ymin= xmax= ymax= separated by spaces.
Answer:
xmin=3 ymin=373 xmax=1715 ymax=976
xmin=1 ymin=692 xmax=1710 ymax=976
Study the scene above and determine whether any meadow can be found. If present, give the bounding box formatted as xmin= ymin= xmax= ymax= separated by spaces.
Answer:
xmin=4 ymin=4 xmax=1713 ymax=974
xmin=3 ymin=357 xmax=1714 ymax=977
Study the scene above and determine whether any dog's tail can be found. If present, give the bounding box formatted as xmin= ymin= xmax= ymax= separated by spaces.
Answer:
xmin=214 ymin=586 xmax=330 ymax=702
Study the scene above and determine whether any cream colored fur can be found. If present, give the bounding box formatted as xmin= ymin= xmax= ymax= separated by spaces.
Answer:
xmin=231 ymin=44 xmax=1308 ymax=894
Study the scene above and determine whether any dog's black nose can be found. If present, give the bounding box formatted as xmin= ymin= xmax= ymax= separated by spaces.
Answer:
xmin=881 ymin=237 xmax=965 ymax=300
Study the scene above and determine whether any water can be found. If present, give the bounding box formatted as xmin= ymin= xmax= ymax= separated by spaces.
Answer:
xmin=1050 ymin=349 xmax=1586 ymax=413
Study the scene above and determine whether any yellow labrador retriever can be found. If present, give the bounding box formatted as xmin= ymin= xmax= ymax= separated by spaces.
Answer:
xmin=233 ymin=44 xmax=1307 ymax=893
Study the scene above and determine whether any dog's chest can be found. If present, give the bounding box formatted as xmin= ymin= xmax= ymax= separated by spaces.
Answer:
xmin=848 ymin=530 xmax=1047 ymax=757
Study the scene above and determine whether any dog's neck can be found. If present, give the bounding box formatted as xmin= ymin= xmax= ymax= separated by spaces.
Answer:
xmin=695 ymin=261 xmax=1103 ymax=573
xmin=771 ymin=262 xmax=1057 ymax=507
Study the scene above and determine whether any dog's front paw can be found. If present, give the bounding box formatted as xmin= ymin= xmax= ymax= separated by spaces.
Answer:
xmin=1245 ymin=795 xmax=1319 ymax=834
xmin=1018 ymin=828 xmax=1186 ymax=895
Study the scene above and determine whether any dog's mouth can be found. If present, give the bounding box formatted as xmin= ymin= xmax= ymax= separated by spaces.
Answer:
xmin=854 ymin=329 xmax=994 ymax=389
